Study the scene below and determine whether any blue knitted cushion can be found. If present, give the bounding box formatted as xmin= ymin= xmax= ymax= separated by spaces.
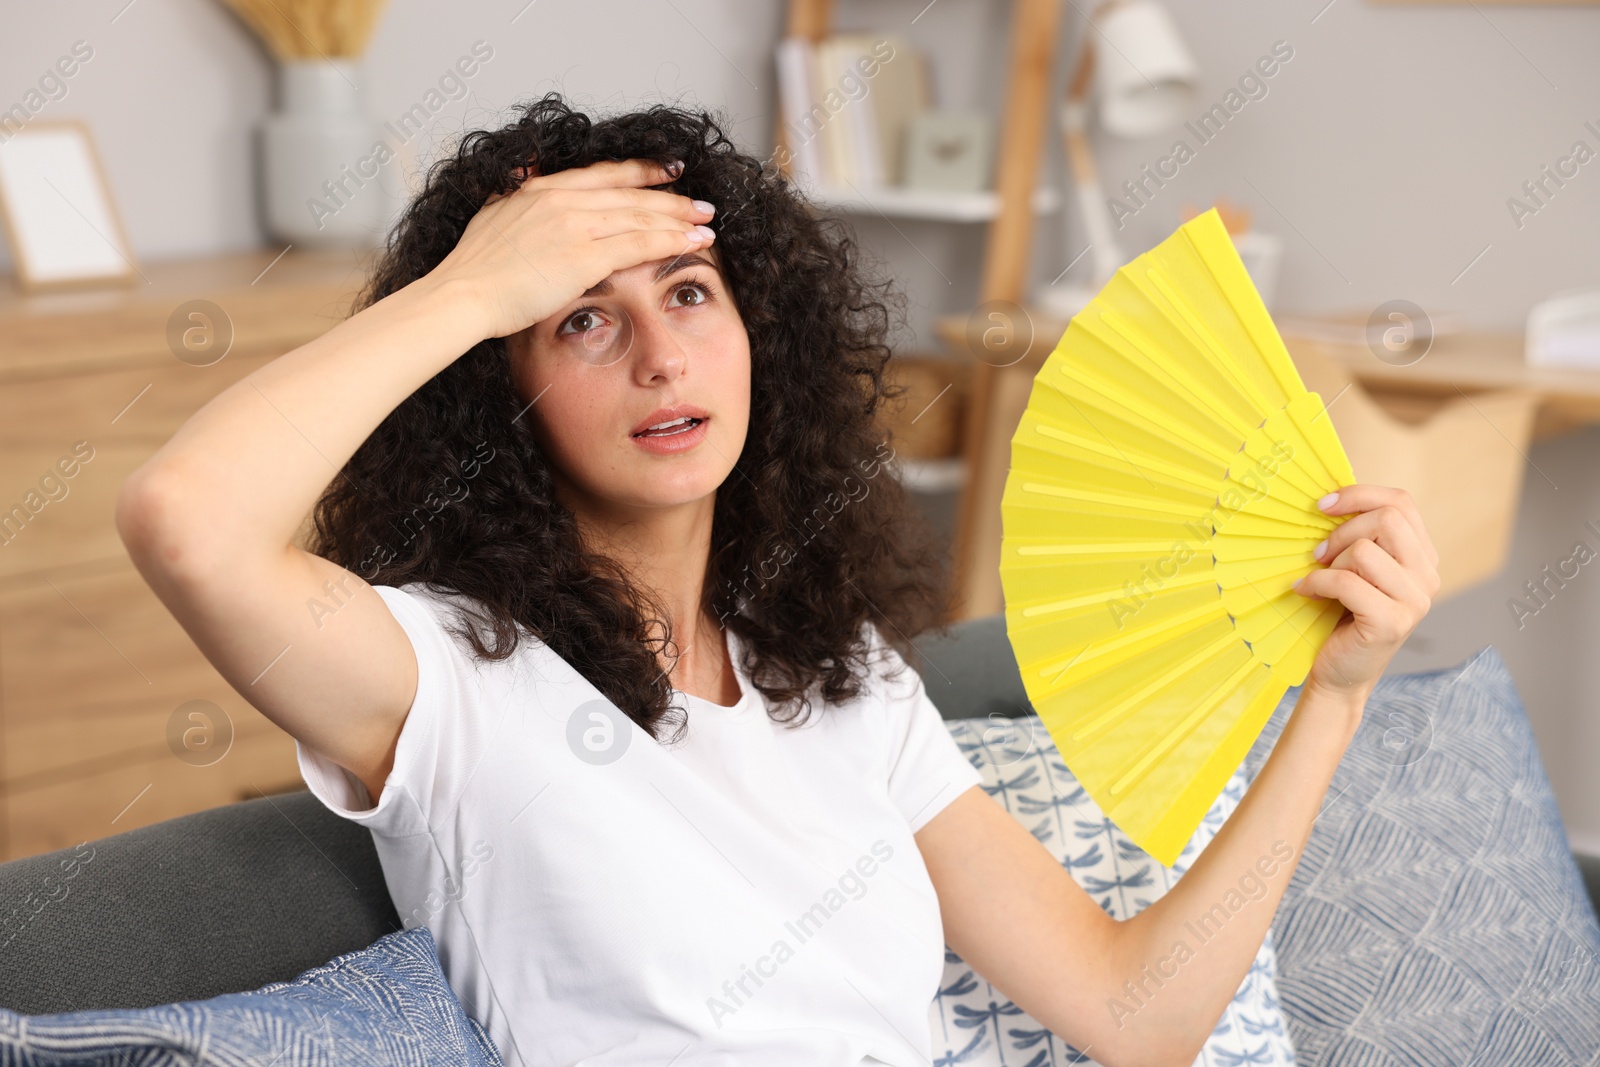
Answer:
xmin=1242 ymin=647 xmax=1600 ymax=1065
xmin=0 ymin=926 xmax=501 ymax=1066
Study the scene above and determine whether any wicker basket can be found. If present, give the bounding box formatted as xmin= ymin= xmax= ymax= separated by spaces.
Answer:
xmin=881 ymin=353 xmax=970 ymax=460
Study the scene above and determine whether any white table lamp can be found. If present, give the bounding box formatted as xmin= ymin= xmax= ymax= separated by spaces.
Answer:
xmin=1036 ymin=0 xmax=1200 ymax=322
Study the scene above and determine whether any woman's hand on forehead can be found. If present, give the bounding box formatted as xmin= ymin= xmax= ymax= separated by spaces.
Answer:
xmin=428 ymin=158 xmax=718 ymax=344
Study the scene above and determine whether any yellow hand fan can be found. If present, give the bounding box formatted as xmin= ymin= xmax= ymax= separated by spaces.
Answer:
xmin=1000 ymin=207 xmax=1355 ymax=866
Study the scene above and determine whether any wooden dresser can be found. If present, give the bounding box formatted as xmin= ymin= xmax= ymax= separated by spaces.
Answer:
xmin=0 ymin=247 xmax=372 ymax=861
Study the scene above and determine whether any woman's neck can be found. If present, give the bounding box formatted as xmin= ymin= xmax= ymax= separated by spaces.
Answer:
xmin=563 ymin=482 xmax=732 ymax=701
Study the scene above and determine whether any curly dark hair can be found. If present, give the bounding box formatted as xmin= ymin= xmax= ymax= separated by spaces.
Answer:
xmin=307 ymin=92 xmax=953 ymax=744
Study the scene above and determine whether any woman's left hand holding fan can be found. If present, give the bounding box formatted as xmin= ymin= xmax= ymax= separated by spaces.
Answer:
xmin=1292 ymin=484 xmax=1442 ymax=701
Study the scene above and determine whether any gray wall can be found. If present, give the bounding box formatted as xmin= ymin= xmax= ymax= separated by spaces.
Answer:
xmin=5 ymin=0 xmax=1599 ymax=846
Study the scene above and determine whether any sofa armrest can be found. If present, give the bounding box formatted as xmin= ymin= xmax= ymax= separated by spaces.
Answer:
xmin=0 ymin=790 xmax=400 ymax=1014
xmin=913 ymin=613 xmax=1033 ymax=721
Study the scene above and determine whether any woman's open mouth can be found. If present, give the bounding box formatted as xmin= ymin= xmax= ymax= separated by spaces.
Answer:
xmin=633 ymin=416 xmax=703 ymax=438
xmin=631 ymin=415 xmax=709 ymax=454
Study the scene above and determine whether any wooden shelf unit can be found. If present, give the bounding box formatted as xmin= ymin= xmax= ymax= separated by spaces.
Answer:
xmin=780 ymin=0 xmax=1067 ymax=622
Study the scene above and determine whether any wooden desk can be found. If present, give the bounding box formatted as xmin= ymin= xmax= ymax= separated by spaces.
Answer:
xmin=0 ymin=247 xmax=371 ymax=861
xmin=937 ymin=311 xmax=1600 ymax=620
xmin=1278 ymin=330 xmax=1600 ymax=442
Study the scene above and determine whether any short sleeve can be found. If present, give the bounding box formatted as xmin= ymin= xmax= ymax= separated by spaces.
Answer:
xmin=874 ymin=626 xmax=984 ymax=833
xmin=295 ymin=583 xmax=480 ymax=838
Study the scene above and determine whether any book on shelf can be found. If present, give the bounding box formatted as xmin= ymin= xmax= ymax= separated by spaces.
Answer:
xmin=775 ymin=37 xmax=825 ymax=187
xmin=774 ymin=33 xmax=928 ymax=191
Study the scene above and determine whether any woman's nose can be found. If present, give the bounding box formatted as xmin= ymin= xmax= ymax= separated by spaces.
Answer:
xmin=630 ymin=310 xmax=687 ymax=383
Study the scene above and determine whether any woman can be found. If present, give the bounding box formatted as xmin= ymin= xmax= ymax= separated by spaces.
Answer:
xmin=117 ymin=95 xmax=1439 ymax=1067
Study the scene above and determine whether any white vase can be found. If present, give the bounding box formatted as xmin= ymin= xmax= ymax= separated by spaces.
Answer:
xmin=261 ymin=58 xmax=386 ymax=247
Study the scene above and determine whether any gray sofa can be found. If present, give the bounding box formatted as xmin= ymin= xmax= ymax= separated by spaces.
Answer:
xmin=1 ymin=613 xmax=1597 ymax=1021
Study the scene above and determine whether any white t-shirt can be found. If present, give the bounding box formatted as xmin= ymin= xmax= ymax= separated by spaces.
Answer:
xmin=296 ymin=582 xmax=984 ymax=1067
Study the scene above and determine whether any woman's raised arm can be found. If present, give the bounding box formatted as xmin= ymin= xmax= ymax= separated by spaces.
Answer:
xmin=115 ymin=157 xmax=716 ymax=801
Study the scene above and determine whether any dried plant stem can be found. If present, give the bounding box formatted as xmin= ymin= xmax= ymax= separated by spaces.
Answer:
xmin=217 ymin=0 xmax=389 ymax=60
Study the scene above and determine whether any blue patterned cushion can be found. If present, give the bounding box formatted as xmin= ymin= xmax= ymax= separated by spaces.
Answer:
xmin=1240 ymin=647 xmax=1600 ymax=1065
xmin=0 ymin=926 xmax=501 ymax=1066
xmin=933 ymin=713 xmax=1296 ymax=1066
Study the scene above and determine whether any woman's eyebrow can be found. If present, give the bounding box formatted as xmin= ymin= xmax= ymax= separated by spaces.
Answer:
xmin=579 ymin=253 xmax=720 ymax=298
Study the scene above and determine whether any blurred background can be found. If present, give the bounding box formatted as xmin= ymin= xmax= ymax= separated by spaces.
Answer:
xmin=1 ymin=0 xmax=1597 ymax=866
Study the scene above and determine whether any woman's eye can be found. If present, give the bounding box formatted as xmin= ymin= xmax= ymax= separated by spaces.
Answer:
xmin=558 ymin=310 xmax=607 ymax=336
xmin=672 ymin=283 xmax=710 ymax=307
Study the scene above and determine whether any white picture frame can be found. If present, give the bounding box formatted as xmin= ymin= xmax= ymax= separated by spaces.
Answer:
xmin=0 ymin=119 xmax=138 ymax=293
